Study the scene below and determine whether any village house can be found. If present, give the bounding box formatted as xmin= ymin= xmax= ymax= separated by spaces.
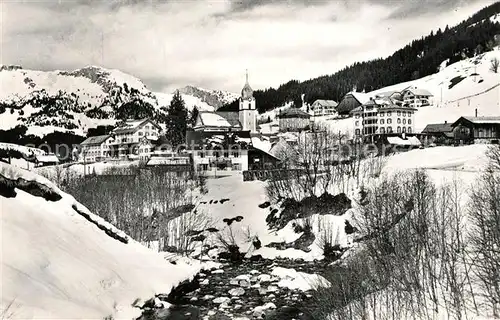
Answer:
xmin=401 ymin=87 xmax=433 ymax=108
xmin=79 ymin=135 xmax=113 ymax=163
xmin=351 ymin=97 xmax=417 ymax=137
xmin=186 ymin=130 xmax=251 ymax=176
xmin=35 ymin=153 xmax=59 ymax=167
xmin=451 ymin=116 xmax=500 ymax=144
xmin=109 ymin=118 xmax=163 ymax=158
xmin=310 ymin=99 xmax=338 ymax=117
xmin=336 ymin=91 xmax=370 ymax=116
xmin=421 ymin=122 xmax=455 ymax=145
xmin=278 ymin=108 xmax=311 ymax=132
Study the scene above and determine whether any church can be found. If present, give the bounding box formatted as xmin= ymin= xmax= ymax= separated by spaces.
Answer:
xmin=186 ymin=72 xmax=279 ymax=176
xmin=193 ymin=71 xmax=257 ymax=133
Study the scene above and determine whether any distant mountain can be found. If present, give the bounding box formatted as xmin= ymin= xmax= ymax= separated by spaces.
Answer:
xmin=177 ymin=85 xmax=239 ymax=110
xmin=0 ymin=65 xmax=235 ymax=136
xmin=219 ymin=2 xmax=500 ymax=113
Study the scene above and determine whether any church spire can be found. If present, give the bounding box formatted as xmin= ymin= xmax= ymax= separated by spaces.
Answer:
xmin=241 ymin=69 xmax=253 ymax=100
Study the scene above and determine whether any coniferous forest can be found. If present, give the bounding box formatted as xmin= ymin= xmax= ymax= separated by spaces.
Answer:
xmin=219 ymin=2 xmax=500 ymax=113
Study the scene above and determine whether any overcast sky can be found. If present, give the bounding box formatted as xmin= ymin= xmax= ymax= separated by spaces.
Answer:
xmin=0 ymin=0 xmax=496 ymax=93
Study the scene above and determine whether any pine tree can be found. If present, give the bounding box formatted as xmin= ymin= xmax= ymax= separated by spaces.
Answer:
xmin=165 ymin=91 xmax=188 ymax=147
xmin=189 ymin=106 xmax=199 ymax=128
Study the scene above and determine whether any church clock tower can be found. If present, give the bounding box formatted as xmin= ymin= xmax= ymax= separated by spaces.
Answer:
xmin=239 ymin=70 xmax=257 ymax=133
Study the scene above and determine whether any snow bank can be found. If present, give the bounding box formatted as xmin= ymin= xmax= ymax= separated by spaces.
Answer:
xmin=383 ymin=144 xmax=489 ymax=172
xmin=0 ymin=162 xmax=208 ymax=319
xmin=271 ymin=267 xmax=330 ymax=291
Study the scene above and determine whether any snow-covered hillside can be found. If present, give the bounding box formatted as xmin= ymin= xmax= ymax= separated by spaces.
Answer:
xmin=316 ymin=48 xmax=500 ymax=134
xmin=0 ymin=65 xmax=234 ymax=136
xmin=0 ymin=162 xmax=214 ymax=319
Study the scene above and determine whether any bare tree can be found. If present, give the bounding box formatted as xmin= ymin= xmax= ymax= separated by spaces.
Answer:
xmin=468 ymin=168 xmax=500 ymax=317
xmin=491 ymin=57 xmax=500 ymax=73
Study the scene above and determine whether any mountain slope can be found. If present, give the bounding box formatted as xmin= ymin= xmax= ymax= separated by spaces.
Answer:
xmin=0 ymin=65 xmax=234 ymax=136
xmin=314 ymin=48 xmax=500 ymax=135
xmin=0 ymin=162 xmax=213 ymax=319
xmin=219 ymin=2 xmax=500 ymax=113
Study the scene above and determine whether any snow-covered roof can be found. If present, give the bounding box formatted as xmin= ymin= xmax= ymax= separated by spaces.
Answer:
xmin=312 ymin=99 xmax=338 ymax=107
xmin=350 ymin=92 xmax=371 ymax=104
xmin=387 ymin=136 xmax=421 ymax=146
xmin=464 ymin=116 xmax=500 ymax=124
xmin=422 ymin=123 xmax=454 ymax=133
xmin=113 ymin=118 xmax=160 ymax=134
xmin=403 ymin=87 xmax=433 ymax=97
xmin=215 ymin=111 xmax=241 ymax=127
xmin=35 ymin=154 xmax=59 ymax=163
xmin=81 ymin=135 xmax=111 ymax=145
xmin=278 ymin=108 xmax=311 ymax=119
xmin=198 ymin=112 xmax=233 ymax=128
xmin=185 ymin=130 xmax=252 ymax=149
xmin=251 ymin=136 xmax=272 ymax=153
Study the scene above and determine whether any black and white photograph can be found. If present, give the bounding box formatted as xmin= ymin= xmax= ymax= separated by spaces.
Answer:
xmin=1 ymin=0 xmax=500 ymax=319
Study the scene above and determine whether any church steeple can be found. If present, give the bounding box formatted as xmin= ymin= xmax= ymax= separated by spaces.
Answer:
xmin=241 ymin=69 xmax=253 ymax=100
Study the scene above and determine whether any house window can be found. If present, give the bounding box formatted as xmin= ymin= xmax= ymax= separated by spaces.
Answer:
xmin=380 ymin=127 xmax=386 ymax=134
xmin=402 ymin=127 xmax=407 ymax=133
xmin=387 ymin=111 xmax=392 ymax=117
xmin=408 ymin=127 xmax=412 ymax=133
xmin=397 ymin=111 xmax=401 ymax=116
xmin=355 ymin=129 xmax=361 ymax=135
xmin=403 ymin=119 xmax=406 ymax=125
xmin=355 ymin=121 xmax=359 ymax=126
xmin=408 ymin=119 xmax=412 ymax=124
xmin=387 ymin=119 xmax=392 ymax=124
xmin=232 ymin=163 xmax=241 ymax=171
xmin=380 ymin=112 xmax=385 ymax=117
xmin=402 ymin=111 xmax=406 ymax=117
xmin=355 ymin=114 xmax=360 ymax=119
xmin=224 ymin=152 xmax=229 ymax=158
xmin=213 ymin=151 xmax=220 ymax=158
xmin=397 ymin=118 xmax=401 ymax=124
xmin=397 ymin=126 xmax=401 ymax=133
xmin=380 ymin=119 xmax=385 ymax=125
xmin=232 ymin=151 xmax=240 ymax=157
xmin=198 ymin=152 xmax=205 ymax=158
xmin=139 ymin=131 xmax=143 ymax=136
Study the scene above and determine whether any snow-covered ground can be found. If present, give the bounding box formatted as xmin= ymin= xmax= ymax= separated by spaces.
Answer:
xmin=0 ymin=162 xmax=217 ymax=319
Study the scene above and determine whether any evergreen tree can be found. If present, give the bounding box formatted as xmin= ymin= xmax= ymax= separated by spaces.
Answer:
xmin=165 ymin=91 xmax=188 ymax=147
xmin=189 ymin=106 xmax=199 ymax=128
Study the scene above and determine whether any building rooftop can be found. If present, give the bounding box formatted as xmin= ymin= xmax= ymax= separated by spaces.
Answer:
xmin=81 ymin=135 xmax=111 ymax=145
xmin=422 ymin=123 xmax=454 ymax=133
xmin=112 ymin=118 xmax=161 ymax=134
xmin=312 ymin=99 xmax=338 ymax=107
xmin=278 ymin=108 xmax=311 ymax=119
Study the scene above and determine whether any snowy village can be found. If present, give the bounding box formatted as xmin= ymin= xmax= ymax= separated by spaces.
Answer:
xmin=1 ymin=1 xmax=500 ymax=320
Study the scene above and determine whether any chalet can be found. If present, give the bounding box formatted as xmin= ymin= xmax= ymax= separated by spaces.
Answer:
xmin=351 ymin=98 xmax=417 ymax=137
xmin=421 ymin=122 xmax=455 ymax=145
xmin=278 ymin=108 xmax=311 ymax=132
xmin=401 ymin=87 xmax=433 ymax=108
xmin=310 ymin=99 xmax=338 ymax=117
xmin=110 ymin=118 xmax=162 ymax=158
xmin=186 ymin=130 xmax=252 ymax=176
xmin=35 ymin=153 xmax=59 ymax=167
xmin=451 ymin=116 xmax=500 ymax=144
xmin=336 ymin=91 xmax=370 ymax=116
xmin=79 ymin=135 xmax=113 ymax=163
